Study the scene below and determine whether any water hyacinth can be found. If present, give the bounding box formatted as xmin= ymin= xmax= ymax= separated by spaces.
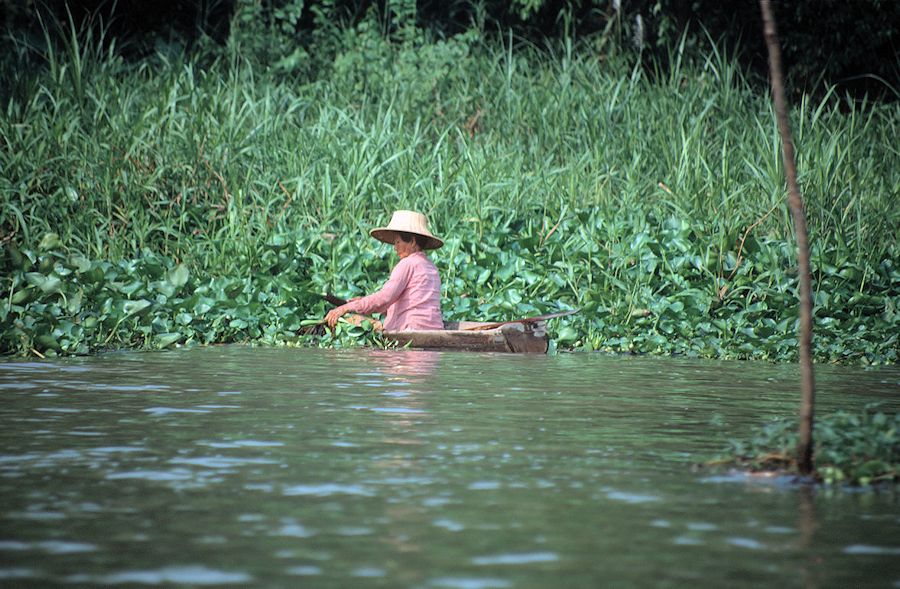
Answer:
xmin=0 ymin=16 xmax=897 ymax=362
xmin=721 ymin=404 xmax=899 ymax=486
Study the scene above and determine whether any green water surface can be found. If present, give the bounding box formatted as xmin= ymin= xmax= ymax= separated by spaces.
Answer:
xmin=0 ymin=347 xmax=898 ymax=587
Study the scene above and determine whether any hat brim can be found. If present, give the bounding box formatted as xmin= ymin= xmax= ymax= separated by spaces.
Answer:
xmin=370 ymin=228 xmax=443 ymax=250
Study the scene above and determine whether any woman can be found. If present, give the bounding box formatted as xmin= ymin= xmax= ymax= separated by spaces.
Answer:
xmin=324 ymin=210 xmax=444 ymax=331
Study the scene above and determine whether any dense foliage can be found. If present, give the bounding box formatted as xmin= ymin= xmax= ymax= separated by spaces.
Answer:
xmin=723 ymin=405 xmax=899 ymax=486
xmin=1 ymin=10 xmax=898 ymax=362
xmin=2 ymin=0 xmax=897 ymax=100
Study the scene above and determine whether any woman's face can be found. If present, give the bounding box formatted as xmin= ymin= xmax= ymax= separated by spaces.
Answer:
xmin=393 ymin=234 xmax=420 ymax=259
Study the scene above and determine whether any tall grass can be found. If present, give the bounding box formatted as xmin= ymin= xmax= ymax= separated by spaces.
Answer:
xmin=1 ymin=18 xmax=897 ymax=361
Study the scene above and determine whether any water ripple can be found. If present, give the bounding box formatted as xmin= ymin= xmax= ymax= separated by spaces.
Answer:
xmin=7 ymin=511 xmax=66 ymax=521
xmin=468 ymin=481 xmax=501 ymax=490
xmin=35 ymin=408 xmax=80 ymax=413
xmin=198 ymin=440 xmax=284 ymax=449
xmin=106 ymin=469 xmax=194 ymax=482
xmin=429 ymin=578 xmax=512 ymax=589
xmin=0 ymin=540 xmax=97 ymax=554
xmin=169 ymin=456 xmax=280 ymax=468
xmin=274 ymin=523 xmax=316 ymax=538
xmin=844 ymin=544 xmax=900 ymax=555
xmin=471 ymin=552 xmax=559 ymax=565
xmin=726 ymin=537 xmax=765 ymax=550
xmin=351 ymin=567 xmax=386 ymax=577
xmin=686 ymin=522 xmax=717 ymax=532
xmin=94 ymin=565 xmax=252 ymax=585
xmin=339 ymin=526 xmax=374 ymax=536
xmin=286 ymin=566 xmax=322 ymax=576
xmin=0 ymin=568 xmax=36 ymax=580
xmin=88 ymin=446 xmax=147 ymax=454
xmin=143 ymin=407 xmax=211 ymax=416
xmin=282 ymin=484 xmax=375 ymax=497
xmin=433 ymin=518 xmax=465 ymax=532
xmin=604 ymin=490 xmax=661 ymax=504
xmin=370 ymin=407 xmax=427 ymax=414
xmin=93 ymin=384 xmax=171 ymax=392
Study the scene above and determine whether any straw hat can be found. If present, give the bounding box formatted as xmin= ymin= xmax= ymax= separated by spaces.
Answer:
xmin=370 ymin=210 xmax=443 ymax=250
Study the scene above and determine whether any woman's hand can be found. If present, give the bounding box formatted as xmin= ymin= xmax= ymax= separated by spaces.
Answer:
xmin=324 ymin=305 xmax=348 ymax=328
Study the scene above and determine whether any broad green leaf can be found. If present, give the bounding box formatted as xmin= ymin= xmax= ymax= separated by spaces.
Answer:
xmin=556 ymin=325 xmax=578 ymax=343
xmin=154 ymin=333 xmax=182 ymax=348
xmin=194 ymin=298 xmax=215 ymax=314
xmin=168 ymin=264 xmax=190 ymax=289
xmin=548 ymin=273 xmax=566 ymax=288
xmin=123 ymin=299 xmax=152 ymax=317
xmin=67 ymin=290 xmax=83 ymax=314
xmin=10 ymin=288 xmax=34 ymax=305
xmin=25 ymin=272 xmax=62 ymax=294
xmin=38 ymin=233 xmax=62 ymax=251
xmin=36 ymin=334 xmax=61 ymax=350
xmin=116 ymin=281 xmax=145 ymax=296
xmin=83 ymin=266 xmax=105 ymax=284
xmin=150 ymin=280 xmax=176 ymax=298
xmin=68 ymin=254 xmax=92 ymax=273
xmin=497 ymin=261 xmax=516 ymax=282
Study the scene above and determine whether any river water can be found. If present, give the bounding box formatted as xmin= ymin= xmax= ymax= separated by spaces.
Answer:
xmin=0 ymin=347 xmax=897 ymax=587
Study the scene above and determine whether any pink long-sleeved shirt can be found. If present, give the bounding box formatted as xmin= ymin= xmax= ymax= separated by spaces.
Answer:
xmin=344 ymin=252 xmax=443 ymax=331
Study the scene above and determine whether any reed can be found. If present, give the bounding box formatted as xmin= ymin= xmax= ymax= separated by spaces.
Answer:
xmin=1 ymin=18 xmax=897 ymax=361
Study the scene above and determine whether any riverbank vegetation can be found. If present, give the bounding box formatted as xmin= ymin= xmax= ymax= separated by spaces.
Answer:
xmin=1 ymin=5 xmax=898 ymax=363
xmin=720 ymin=405 xmax=899 ymax=486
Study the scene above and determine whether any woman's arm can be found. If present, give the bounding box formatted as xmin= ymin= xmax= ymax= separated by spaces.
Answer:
xmin=324 ymin=260 xmax=411 ymax=327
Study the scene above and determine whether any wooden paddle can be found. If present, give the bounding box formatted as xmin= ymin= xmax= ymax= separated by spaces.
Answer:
xmin=306 ymin=294 xmax=383 ymax=332
xmin=462 ymin=309 xmax=580 ymax=331
xmin=323 ymin=293 xmax=348 ymax=306
xmin=296 ymin=294 xmax=350 ymax=335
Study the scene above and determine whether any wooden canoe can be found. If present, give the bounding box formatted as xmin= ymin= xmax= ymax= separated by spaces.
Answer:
xmin=383 ymin=320 xmax=549 ymax=354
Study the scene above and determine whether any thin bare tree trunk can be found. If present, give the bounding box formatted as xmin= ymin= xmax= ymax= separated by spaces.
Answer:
xmin=759 ymin=0 xmax=815 ymax=476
